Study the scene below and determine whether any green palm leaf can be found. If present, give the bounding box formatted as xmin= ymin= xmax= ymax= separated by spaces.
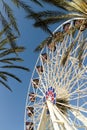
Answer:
xmin=1 ymin=65 xmax=29 ymax=71
xmin=0 ymin=57 xmax=23 ymax=64
xmin=34 ymin=13 xmax=83 ymax=27
xmin=2 ymin=0 xmax=20 ymax=35
xmin=0 ymin=73 xmax=7 ymax=81
xmin=0 ymin=46 xmax=25 ymax=58
xmin=0 ymin=71 xmax=22 ymax=82
xmin=0 ymin=36 xmax=17 ymax=48
xmin=11 ymin=0 xmax=32 ymax=13
xmin=34 ymin=36 xmax=52 ymax=52
xmin=0 ymin=24 xmax=11 ymax=37
xmin=0 ymin=80 xmax=12 ymax=91
xmin=30 ymin=0 xmax=43 ymax=7
xmin=77 ymin=39 xmax=86 ymax=67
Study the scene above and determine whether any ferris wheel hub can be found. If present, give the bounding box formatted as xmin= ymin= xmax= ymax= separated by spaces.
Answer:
xmin=43 ymin=86 xmax=56 ymax=104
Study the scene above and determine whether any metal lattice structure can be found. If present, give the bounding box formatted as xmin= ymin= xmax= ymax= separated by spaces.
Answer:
xmin=24 ymin=18 xmax=87 ymax=130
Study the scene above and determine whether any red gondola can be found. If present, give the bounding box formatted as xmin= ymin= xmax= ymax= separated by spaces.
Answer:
xmin=32 ymin=79 xmax=39 ymax=88
xmin=29 ymin=93 xmax=36 ymax=102
xmin=36 ymin=66 xmax=43 ymax=74
xmin=74 ymin=19 xmax=87 ymax=31
xmin=26 ymin=122 xmax=33 ymax=130
xmin=27 ymin=106 xmax=34 ymax=117
xmin=41 ymin=53 xmax=47 ymax=63
xmin=63 ymin=23 xmax=70 ymax=32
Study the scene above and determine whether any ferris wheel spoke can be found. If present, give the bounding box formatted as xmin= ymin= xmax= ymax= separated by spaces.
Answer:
xmin=56 ymin=101 xmax=87 ymax=114
xmin=70 ymin=94 xmax=87 ymax=101
xmin=72 ymin=110 xmax=87 ymax=127
xmin=70 ymin=82 xmax=87 ymax=97
xmin=37 ymin=106 xmax=47 ymax=130
xmin=53 ymin=104 xmax=77 ymax=130
xmin=66 ymin=67 xmax=87 ymax=92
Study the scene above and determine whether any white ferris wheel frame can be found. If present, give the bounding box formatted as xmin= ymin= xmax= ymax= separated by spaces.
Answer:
xmin=24 ymin=17 xmax=87 ymax=130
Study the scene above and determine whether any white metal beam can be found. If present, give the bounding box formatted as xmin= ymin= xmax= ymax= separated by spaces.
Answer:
xmin=72 ymin=110 xmax=87 ymax=127
xmin=47 ymin=100 xmax=60 ymax=130
xmin=53 ymin=104 xmax=77 ymax=130
xmin=37 ymin=106 xmax=47 ymax=130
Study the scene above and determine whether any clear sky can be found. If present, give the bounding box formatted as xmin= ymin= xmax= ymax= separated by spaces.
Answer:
xmin=0 ymin=1 xmax=87 ymax=130
xmin=0 ymin=1 xmax=49 ymax=130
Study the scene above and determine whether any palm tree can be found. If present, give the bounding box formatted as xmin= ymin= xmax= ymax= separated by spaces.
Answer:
xmin=0 ymin=0 xmax=43 ymax=50
xmin=0 ymin=1 xmax=43 ymax=91
xmin=0 ymin=0 xmax=42 ymax=34
xmin=0 ymin=25 xmax=29 ymax=91
xmin=28 ymin=0 xmax=87 ymax=66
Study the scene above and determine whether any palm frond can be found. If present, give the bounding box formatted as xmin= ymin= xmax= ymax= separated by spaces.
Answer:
xmin=42 ymin=0 xmax=75 ymax=11
xmin=0 ymin=24 xmax=11 ymax=37
xmin=0 ymin=71 xmax=22 ymax=82
xmin=0 ymin=11 xmax=10 ymax=31
xmin=0 ymin=73 xmax=7 ymax=81
xmin=28 ymin=10 xmax=64 ymax=19
xmin=0 ymin=12 xmax=18 ymax=51
xmin=0 ymin=80 xmax=12 ymax=91
xmin=0 ymin=57 xmax=23 ymax=64
xmin=27 ymin=10 xmax=53 ymax=35
xmin=67 ymin=0 xmax=87 ymax=15
xmin=34 ymin=36 xmax=52 ymax=52
xmin=0 ymin=35 xmax=17 ymax=48
xmin=0 ymin=46 xmax=25 ymax=58
xmin=30 ymin=0 xmax=43 ymax=7
xmin=43 ymin=0 xmax=87 ymax=14
xmin=34 ymin=13 xmax=84 ymax=26
xmin=61 ymin=29 xmax=82 ymax=66
xmin=77 ymin=40 xmax=86 ymax=67
xmin=12 ymin=0 xmax=32 ymax=13
xmin=56 ymin=98 xmax=69 ymax=115
xmin=2 ymin=0 xmax=20 ymax=35
xmin=1 ymin=65 xmax=29 ymax=71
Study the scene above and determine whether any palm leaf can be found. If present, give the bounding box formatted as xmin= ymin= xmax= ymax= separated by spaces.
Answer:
xmin=0 ymin=11 xmax=10 ymax=32
xmin=78 ymin=40 xmax=86 ymax=67
xmin=12 ymin=0 xmax=32 ymax=13
xmin=0 ymin=57 xmax=23 ymax=64
xmin=56 ymin=98 xmax=69 ymax=115
xmin=0 ymin=35 xmax=17 ymax=48
xmin=34 ymin=36 xmax=52 ymax=52
xmin=2 ymin=0 xmax=20 ymax=35
xmin=61 ymin=29 xmax=82 ymax=66
xmin=28 ymin=10 xmax=65 ymax=19
xmin=34 ymin=13 xmax=84 ymax=26
xmin=0 ymin=80 xmax=12 ymax=91
xmin=0 ymin=46 xmax=25 ymax=58
xmin=0 ymin=73 xmax=7 ymax=81
xmin=1 ymin=65 xmax=29 ymax=71
xmin=0 ymin=71 xmax=22 ymax=82
xmin=0 ymin=24 xmax=11 ymax=37
xmin=27 ymin=10 xmax=53 ymax=35
xmin=67 ymin=1 xmax=87 ymax=15
xmin=30 ymin=0 xmax=43 ymax=7
xmin=42 ymin=0 xmax=76 ymax=11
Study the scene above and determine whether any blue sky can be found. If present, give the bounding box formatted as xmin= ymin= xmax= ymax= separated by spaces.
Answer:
xmin=0 ymin=1 xmax=49 ymax=130
xmin=0 ymin=1 xmax=87 ymax=130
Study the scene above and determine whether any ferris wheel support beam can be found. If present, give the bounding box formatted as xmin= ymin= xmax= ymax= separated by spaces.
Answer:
xmin=72 ymin=110 xmax=87 ymax=127
xmin=37 ymin=106 xmax=47 ymax=130
xmin=53 ymin=104 xmax=77 ymax=130
xmin=47 ymin=100 xmax=60 ymax=130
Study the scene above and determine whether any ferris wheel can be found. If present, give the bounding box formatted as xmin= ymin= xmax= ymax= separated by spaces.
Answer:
xmin=24 ymin=18 xmax=87 ymax=130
